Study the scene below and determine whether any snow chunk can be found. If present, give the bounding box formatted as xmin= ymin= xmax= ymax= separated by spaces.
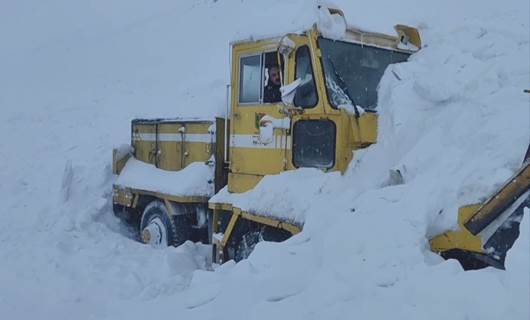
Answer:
xmin=398 ymin=41 xmax=420 ymax=51
xmin=316 ymin=3 xmax=347 ymax=40
xmin=115 ymin=158 xmax=214 ymax=197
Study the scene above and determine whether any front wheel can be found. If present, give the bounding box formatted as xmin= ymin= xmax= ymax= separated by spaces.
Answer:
xmin=234 ymin=230 xmax=263 ymax=262
xmin=232 ymin=226 xmax=292 ymax=262
xmin=140 ymin=200 xmax=191 ymax=247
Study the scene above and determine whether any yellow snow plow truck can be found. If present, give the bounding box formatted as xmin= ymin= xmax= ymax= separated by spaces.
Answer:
xmin=112 ymin=6 xmax=422 ymax=264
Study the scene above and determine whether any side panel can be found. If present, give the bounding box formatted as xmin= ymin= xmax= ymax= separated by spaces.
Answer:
xmin=228 ymin=172 xmax=263 ymax=193
xmin=132 ymin=122 xmax=157 ymax=165
xmin=157 ymin=122 xmax=183 ymax=171
xmin=132 ymin=119 xmax=216 ymax=171
xmin=181 ymin=122 xmax=216 ymax=168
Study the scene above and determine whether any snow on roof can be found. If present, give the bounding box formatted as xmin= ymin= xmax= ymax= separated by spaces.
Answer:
xmin=229 ymin=2 xmax=410 ymax=47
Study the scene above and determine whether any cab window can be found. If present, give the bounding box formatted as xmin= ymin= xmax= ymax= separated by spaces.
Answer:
xmin=239 ymin=55 xmax=261 ymax=103
xmin=318 ymin=37 xmax=410 ymax=110
xmin=239 ymin=51 xmax=283 ymax=104
xmin=294 ymin=46 xmax=318 ymax=108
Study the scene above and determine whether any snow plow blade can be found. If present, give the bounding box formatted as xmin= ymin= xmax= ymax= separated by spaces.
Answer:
xmin=430 ymin=160 xmax=530 ymax=270
xmin=464 ymin=162 xmax=530 ymax=235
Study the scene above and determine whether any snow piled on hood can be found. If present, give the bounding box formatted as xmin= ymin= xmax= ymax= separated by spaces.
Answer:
xmin=0 ymin=0 xmax=528 ymax=319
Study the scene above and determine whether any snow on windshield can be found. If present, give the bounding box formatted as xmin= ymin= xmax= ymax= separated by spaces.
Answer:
xmin=319 ymin=37 xmax=410 ymax=110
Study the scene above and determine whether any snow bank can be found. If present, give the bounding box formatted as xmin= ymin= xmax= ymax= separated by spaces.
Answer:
xmin=116 ymin=157 xmax=214 ymax=197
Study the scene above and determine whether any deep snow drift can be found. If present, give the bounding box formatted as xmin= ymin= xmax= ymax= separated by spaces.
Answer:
xmin=1 ymin=1 xmax=528 ymax=319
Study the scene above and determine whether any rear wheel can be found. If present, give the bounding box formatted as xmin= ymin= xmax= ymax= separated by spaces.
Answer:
xmin=140 ymin=200 xmax=192 ymax=247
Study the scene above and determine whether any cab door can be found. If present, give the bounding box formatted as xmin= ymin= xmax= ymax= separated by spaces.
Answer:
xmin=228 ymin=35 xmax=328 ymax=192
xmin=229 ymin=40 xmax=289 ymax=192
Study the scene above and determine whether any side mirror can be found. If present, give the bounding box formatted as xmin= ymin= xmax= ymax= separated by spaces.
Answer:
xmin=259 ymin=120 xmax=274 ymax=144
xmin=258 ymin=115 xmax=291 ymax=144
xmin=278 ymin=36 xmax=295 ymax=56
xmin=280 ymin=78 xmax=302 ymax=106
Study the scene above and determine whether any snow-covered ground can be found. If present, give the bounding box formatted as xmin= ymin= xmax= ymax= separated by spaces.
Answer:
xmin=1 ymin=1 xmax=528 ymax=319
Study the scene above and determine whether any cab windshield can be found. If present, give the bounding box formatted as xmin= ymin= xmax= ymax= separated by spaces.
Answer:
xmin=318 ymin=37 xmax=410 ymax=111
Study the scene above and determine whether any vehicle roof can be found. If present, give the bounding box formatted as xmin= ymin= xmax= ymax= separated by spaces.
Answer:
xmin=230 ymin=24 xmax=417 ymax=54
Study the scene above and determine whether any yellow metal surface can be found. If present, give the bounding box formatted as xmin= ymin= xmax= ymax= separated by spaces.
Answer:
xmin=211 ymin=209 xmax=221 ymax=233
xmin=429 ymin=204 xmax=484 ymax=254
xmin=112 ymin=148 xmax=131 ymax=175
xmin=230 ymin=146 xmax=286 ymax=175
xmin=348 ymin=111 xmax=378 ymax=147
xmin=113 ymin=186 xmax=135 ymax=207
xmin=465 ymin=162 xmax=530 ymax=234
xmin=156 ymin=122 xmax=183 ymax=171
xmin=209 ymin=202 xmax=233 ymax=211
xmin=133 ymin=123 xmax=156 ymax=165
xmin=132 ymin=120 xmax=215 ymax=172
xmin=394 ymin=24 xmax=422 ymax=49
xmin=228 ymin=172 xmax=263 ymax=193
xmin=184 ymin=122 xmax=215 ymax=168
xmin=220 ymin=212 xmax=240 ymax=247
xmin=430 ymin=161 xmax=530 ymax=256
xmin=228 ymin=36 xmax=300 ymax=181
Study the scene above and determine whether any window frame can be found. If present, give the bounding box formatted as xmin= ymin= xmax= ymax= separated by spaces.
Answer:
xmin=238 ymin=53 xmax=263 ymax=105
xmin=292 ymin=119 xmax=337 ymax=170
xmin=293 ymin=45 xmax=319 ymax=109
xmin=317 ymin=37 xmax=410 ymax=110
xmin=238 ymin=50 xmax=283 ymax=106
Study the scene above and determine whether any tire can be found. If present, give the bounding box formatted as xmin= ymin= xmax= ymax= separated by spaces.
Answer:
xmin=234 ymin=230 xmax=262 ymax=262
xmin=233 ymin=226 xmax=293 ymax=262
xmin=140 ymin=200 xmax=192 ymax=247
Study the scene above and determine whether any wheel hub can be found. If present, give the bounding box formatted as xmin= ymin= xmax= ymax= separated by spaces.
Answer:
xmin=141 ymin=217 xmax=167 ymax=247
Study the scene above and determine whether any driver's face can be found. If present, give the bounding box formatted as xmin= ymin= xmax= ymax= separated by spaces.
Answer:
xmin=269 ymin=67 xmax=281 ymax=85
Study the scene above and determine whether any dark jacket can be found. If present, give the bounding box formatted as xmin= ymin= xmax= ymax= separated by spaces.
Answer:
xmin=263 ymin=83 xmax=281 ymax=103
